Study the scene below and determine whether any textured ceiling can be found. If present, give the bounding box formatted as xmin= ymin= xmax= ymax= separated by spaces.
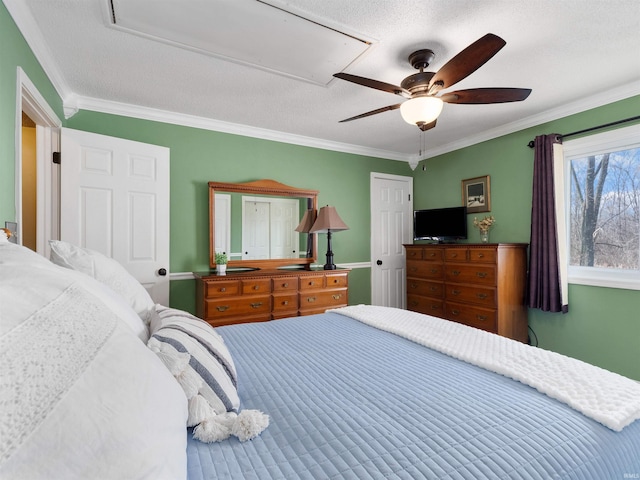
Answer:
xmin=5 ymin=0 xmax=640 ymax=164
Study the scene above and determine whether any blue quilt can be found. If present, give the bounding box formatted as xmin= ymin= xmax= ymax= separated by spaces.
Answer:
xmin=187 ymin=313 xmax=640 ymax=479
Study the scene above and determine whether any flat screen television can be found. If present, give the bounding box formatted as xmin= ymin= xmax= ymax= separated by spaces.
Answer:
xmin=413 ymin=206 xmax=468 ymax=243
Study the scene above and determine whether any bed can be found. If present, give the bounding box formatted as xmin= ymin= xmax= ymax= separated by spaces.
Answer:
xmin=1 ymin=240 xmax=639 ymax=479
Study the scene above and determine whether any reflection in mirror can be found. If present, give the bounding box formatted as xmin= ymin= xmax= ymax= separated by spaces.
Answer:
xmin=294 ymin=209 xmax=316 ymax=258
xmin=209 ymin=180 xmax=318 ymax=270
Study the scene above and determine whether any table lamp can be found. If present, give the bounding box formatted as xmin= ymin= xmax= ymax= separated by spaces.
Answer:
xmin=309 ymin=205 xmax=349 ymax=270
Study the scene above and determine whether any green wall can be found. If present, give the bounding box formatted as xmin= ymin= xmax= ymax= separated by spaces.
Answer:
xmin=64 ymin=111 xmax=412 ymax=312
xmin=413 ymin=95 xmax=640 ymax=380
xmin=0 ymin=3 xmax=63 ymax=222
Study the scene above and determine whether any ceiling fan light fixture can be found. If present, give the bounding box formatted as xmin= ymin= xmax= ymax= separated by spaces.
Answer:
xmin=400 ymin=96 xmax=444 ymax=127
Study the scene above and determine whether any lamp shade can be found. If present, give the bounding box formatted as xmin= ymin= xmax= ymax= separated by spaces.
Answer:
xmin=400 ymin=96 xmax=444 ymax=126
xmin=310 ymin=206 xmax=349 ymax=233
xmin=294 ymin=209 xmax=316 ymax=233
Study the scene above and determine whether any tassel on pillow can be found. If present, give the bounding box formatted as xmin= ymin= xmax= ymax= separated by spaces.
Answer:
xmin=192 ymin=411 xmax=269 ymax=443
xmin=187 ymin=394 xmax=216 ymax=427
xmin=231 ymin=410 xmax=270 ymax=442
xmin=174 ymin=367 xmax=202 ymax=399
xmin=148 ymin=338 xmax=190 ymax=376
xmin=193 ymin=412 xmax=238 ymax=443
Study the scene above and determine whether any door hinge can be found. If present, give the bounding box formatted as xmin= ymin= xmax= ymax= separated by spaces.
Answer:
xmin=52 ymin=152 xmax=61 ymax=164
xmin=408 ymin=194 xmax=411 ymax=201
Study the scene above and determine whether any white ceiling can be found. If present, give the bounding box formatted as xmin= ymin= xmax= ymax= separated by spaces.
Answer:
xmin=6 ymin=0 xmax=640 ymax=164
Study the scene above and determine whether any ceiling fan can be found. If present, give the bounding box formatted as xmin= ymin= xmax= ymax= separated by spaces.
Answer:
xmin=333 ymin=33 xmax=532 ymax=131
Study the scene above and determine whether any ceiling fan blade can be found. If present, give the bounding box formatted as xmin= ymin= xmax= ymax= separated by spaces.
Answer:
xmin=440 ymin=88 xmax=532 ymax=104
xmin=334 ymin=73 xmax=411 ymax=99
xmin=428 ymin=34 xmax=506 ymax=92
xmin=339 ymin=103 xmax=402 ymax=123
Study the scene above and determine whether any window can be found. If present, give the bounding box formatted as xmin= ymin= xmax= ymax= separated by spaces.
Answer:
xmin=563 ymin=123 xmax=640 ymax=290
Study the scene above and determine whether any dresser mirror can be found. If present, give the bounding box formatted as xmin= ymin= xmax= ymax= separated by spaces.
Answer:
xmin=209 ymin=179 xmax=318 ymax=270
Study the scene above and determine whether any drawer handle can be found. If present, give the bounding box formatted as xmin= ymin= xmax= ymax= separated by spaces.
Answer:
xmin=410 ymin=267 xmax=418 ymax=272
xmin=476 ymin=315 xmax=488 ymax=321
xmin=452 ymin=270 xmax=461 ymax=276
xmin=431 ymin=305 xmax=440 ymax=310
xmin=477 ymin=293 xmax=488 ymax=300
xmin=253 ymin=285 xmax=260 ymax=291
xmin=308 ymin=281 xmax=316 ymax=286
xmin=220 ymin=287 xmax=226 ymax=292
xmin=216 ymin=305 xmax=229 ymax=312
xmin=333 ymin=279 xmax=339 ymax=284
xmin=250 ymin=302 xmax=263 ymax=309
xmin=430 ymin=268 xmax=438 ymax=274
xmin=450 ymin=253 xmax=458 ymax=258
xmin=283 ymin=282 xmax=288 ymax=287
xmin=410 ymin=301 xmax=418 ymax=307
xmin=332 ymin=294 xmax=342 ymax=300
xmin=282 ymin=300 xmax=289 ymax=306
xmin=429 ymin=286 xmax=438 ymax=292
xmin=428 ymin=253 xmax=435 ymax=257
xmin=477 ymin=253 xmax=485 ymax=258
xmin=451 ymin=289 xmax=461 ymax=296
xmin=410 ymin=283 xmax=418 ymax=289
xmin=451 ymin=309 xmax=460 ymax=316
xmin=476 ymin=272 xmax=488 ymax=278
xmin=307 ymin=296 xmax=316 ymax=303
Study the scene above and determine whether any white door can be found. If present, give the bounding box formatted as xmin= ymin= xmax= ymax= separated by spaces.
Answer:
xmin=60 ymin=128 xmax=170 ymax=304
xmin=214 ymin=193 xmax=231 ymax=256
xmin=370 ymin=173 xmax=413 ymax=308
xmin=270 ymin=197 xmax=299 ymax=259
xmin=242 ymin=200 xmax=270 ymax=259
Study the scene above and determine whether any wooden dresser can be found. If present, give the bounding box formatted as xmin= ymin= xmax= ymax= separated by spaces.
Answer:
xmin=194 ymin=268 xmax=349 ymax=327
xmin=405 ymin=243 xmax=528 ymax=342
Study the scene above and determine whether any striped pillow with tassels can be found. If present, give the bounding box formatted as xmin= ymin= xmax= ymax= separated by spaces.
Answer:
xmin=147 ymin=305 xmax=268 ymax=443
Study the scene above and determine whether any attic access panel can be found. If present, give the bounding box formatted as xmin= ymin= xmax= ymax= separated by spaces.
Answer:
xmin=108 ymin=0 xmax=372 ymax=86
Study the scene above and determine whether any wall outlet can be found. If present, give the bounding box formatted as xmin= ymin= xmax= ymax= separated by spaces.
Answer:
xmin=4 ymin=221 xmax=18 ymax=244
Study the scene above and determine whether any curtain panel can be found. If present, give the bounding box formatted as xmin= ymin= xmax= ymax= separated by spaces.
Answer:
xmin=527 ymin=134 xmax=569 ymax=313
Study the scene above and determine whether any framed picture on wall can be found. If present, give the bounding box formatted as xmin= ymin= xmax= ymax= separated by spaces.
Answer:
xmin=462 ymin=175 xmax=491 ymax=214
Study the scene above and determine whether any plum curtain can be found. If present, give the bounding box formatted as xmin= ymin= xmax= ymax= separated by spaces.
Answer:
xmin=527 ymin=134 xmax=569 ymax=313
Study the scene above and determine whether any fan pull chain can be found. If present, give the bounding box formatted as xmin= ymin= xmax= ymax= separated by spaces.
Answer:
xmin=416 ymin=131 xmax=427 ymax=171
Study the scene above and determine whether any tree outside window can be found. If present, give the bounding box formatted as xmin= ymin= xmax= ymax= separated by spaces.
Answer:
xmin=569 ymin=147 xmax=639 ymax=270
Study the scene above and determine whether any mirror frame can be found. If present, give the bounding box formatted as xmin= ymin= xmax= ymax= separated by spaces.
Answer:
xmin=209 ymin=179 xmax=319 ymax=270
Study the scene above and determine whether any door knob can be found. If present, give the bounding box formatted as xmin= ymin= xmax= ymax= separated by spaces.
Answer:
xmin=158 ymin=268 xmax=167 ymax=276
xmin=376 ymin=260 xmax=382 ymax=265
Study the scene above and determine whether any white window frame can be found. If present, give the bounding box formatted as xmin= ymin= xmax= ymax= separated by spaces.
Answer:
xmin=562 ymin=123 xmax=640 ymax=291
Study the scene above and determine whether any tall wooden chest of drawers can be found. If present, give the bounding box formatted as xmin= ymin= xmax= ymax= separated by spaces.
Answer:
xmin=194 ymin=268 xmax=349 ymax=327
xmin=405 ymin=243 xmax=528 ymax=342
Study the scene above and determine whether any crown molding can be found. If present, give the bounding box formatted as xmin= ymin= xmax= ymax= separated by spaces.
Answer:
xmin=4 ymin=0 xmax=72 ymax=101
xmin=65 ymin=94 xmax=412 ymax=161
xmin=69 ymin=81 xmax=638 ymax=165
xmin=420 ymin=81 xmax=640 ymax=160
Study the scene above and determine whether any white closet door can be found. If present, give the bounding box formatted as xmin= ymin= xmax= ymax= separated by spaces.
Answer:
xmin=370 ymin=173 xmax=413 ymax=308
xmin=214 ymin=193 xmax=231 ymax=256
xmin=242 ymin=199 xmax=270 ymax=259
xmin=270 ymin=197 xmax=299 ymax=259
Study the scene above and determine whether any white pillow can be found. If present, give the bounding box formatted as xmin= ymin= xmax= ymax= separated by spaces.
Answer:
xmin=0 ymin=259 xmax=188 ymax=479
xmin=68 ymin=270 xmax=150 ymax=342
xmin=0 ymin=241 xmax=51 ymax=267
xmin=49 ymin=240 xmax=154 ymax=323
